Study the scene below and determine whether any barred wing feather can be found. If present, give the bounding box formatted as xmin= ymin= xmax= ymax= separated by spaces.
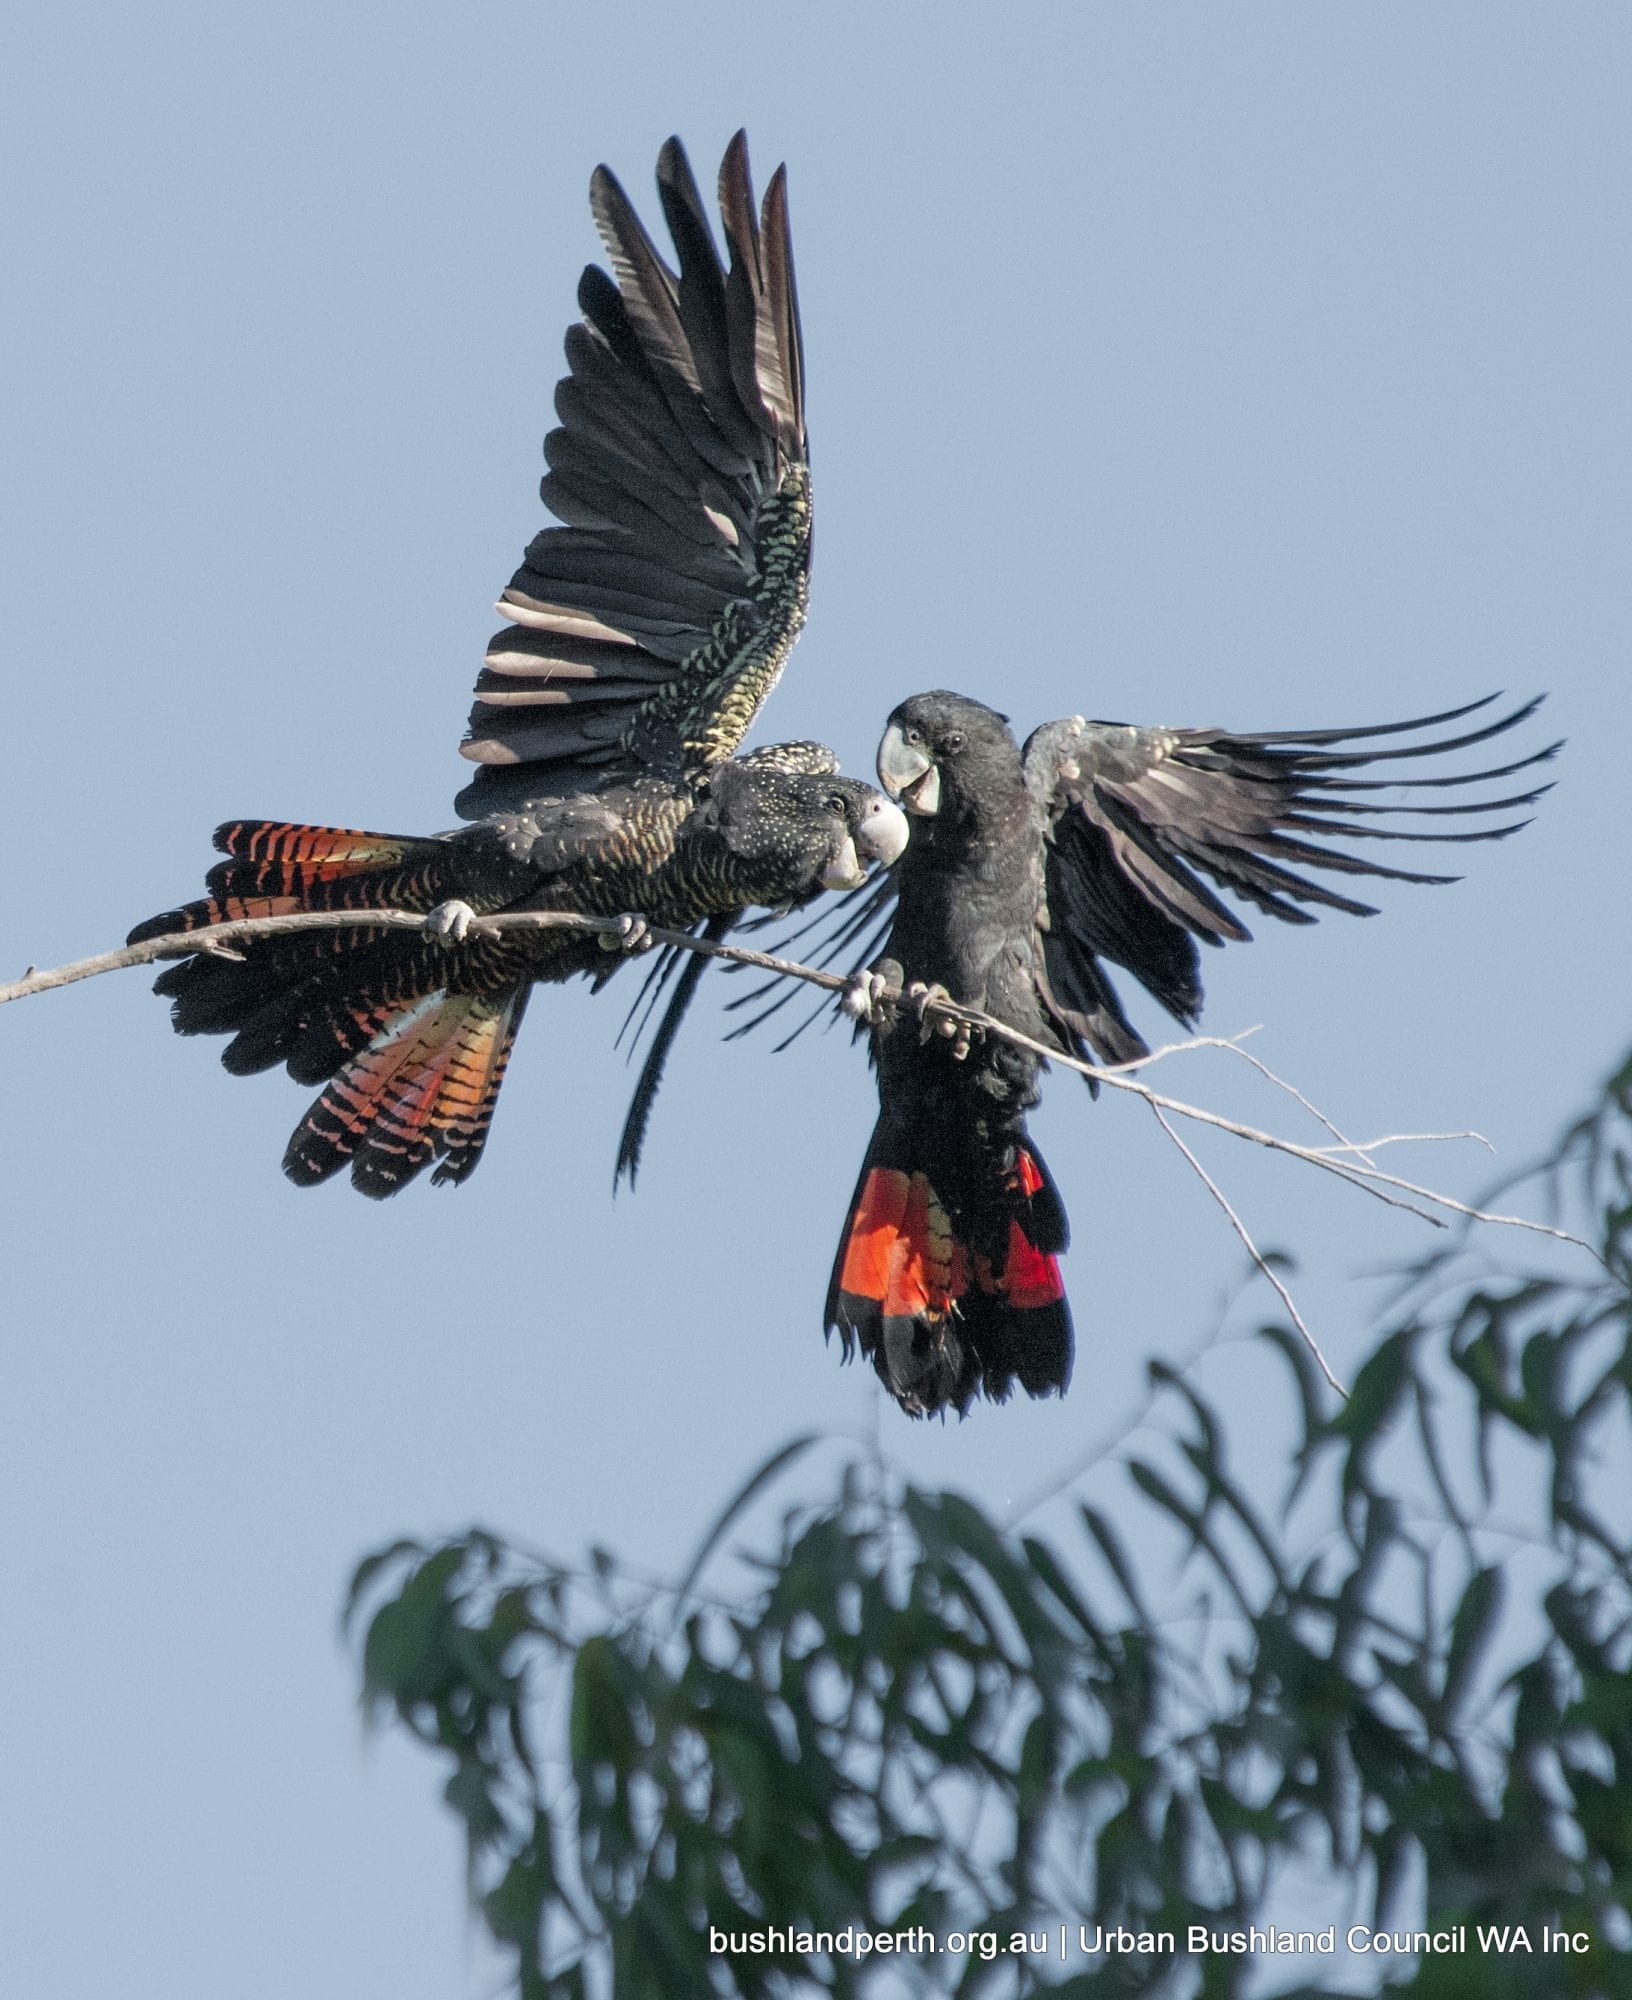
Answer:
xmin=459 ymin=132 xmax=810 ymax=813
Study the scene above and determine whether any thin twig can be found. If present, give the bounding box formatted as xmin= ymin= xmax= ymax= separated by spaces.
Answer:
xmin=1216 ymin=1035 xmax=1375 ymax=1162
xmin=943 ymin=1005 xmax=1592 ymax=1256
xmin=1115 ymin=1034 xmax=1494 ymax=1168
xmin=1006 ymin=1290 xmax=1259 ymax=1528
xmin=1149 ymin=1102 xmax=1348 ymax=1397
xmin=1309 ymin=1132 xmax=1496 ymax=1157
xmin=1202 ymin=1043 xmax=1500 ymax=1163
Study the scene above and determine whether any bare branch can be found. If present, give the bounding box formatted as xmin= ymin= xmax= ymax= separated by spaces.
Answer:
xmin=2 ymin=907 xmax=1590 ymax=1264
xmin=0 ymin=908 xmax=851 ymax=1008
xmin=0 ymin=909 xmax=618 ymax=1005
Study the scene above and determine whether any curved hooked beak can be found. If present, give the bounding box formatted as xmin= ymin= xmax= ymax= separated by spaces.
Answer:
xmin=821 ymin=792 xmax=909 ymax=889
xmin=877 ymin=722 xmax=941 ymax=816
xmin=854 ymin=793 xmax=909 ymax=867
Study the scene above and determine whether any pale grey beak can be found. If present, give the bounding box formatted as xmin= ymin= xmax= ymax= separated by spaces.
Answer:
xmin=877 ymin=722 xmax=940 ymax=816
xmin=822 ymin=790 xmax=909 ymax=889
xmin=853 ymin=794 xmax=909 ymax=868
xmin=820 ymin=836 xmax=866 ymax=891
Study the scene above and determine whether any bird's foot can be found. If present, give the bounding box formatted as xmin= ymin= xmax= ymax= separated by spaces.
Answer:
xmin=907 ymin=981 xmax=979 ymax=1060
xmin=424 ymin=899 xmax=477 ymax=946
xmin=598 ymin=912 xmax=654 ymax=954
xmin=841 ymin=966 xmax=897 ymax=1028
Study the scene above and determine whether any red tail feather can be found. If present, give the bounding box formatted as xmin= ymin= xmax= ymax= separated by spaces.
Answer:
xmin=827 ymin=1138 xmax=1072 ymax=1416
xmin=128 ymin=822 xmax=434 ymax=945
xmin=980 ymin=1150 xmax=1067 ymax=1313
xmin=212 ymin=822 xmax=416 ymax=883
xmin=835 ymin=1168 xmax=969 ymax=1324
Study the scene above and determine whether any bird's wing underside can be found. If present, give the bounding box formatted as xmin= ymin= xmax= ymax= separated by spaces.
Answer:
xmin=1026 ymin=692 xmax=1558 ymax=1061
xmin=456 ymin=131 xmax=809 ymax=817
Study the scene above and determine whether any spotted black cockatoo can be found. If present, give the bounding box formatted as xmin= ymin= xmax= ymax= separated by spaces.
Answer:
xmin=128 ymin=136 xmax=906 ymax=1196
xmin=823 ymin=688 xmax=1555 ymax=1417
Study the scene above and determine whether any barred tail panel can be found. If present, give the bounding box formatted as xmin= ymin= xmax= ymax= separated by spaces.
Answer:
xmin=133 ymin=891 xmax=312 ymax=941
xmin=833 ymin=1164 xmax=971 ymax=1320
xmin=128 ymin=822 xmax=430 ymax=947
xmin=962 ymin=1145 xmax=1072 ymax=1398
xmin=213 ymin=821 xmax=418 ymax=882
xmin=283 ymin=986 xmax=528 ymax=1198
xmin=430 ymin=985 xmax=530 ymax=1188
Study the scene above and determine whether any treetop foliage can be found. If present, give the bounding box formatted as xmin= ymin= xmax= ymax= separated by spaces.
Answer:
xmin=349 ymin=1050 xmax=1632 ymax=1998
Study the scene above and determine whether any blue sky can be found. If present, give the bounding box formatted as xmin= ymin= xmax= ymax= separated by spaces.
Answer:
xmin=2 ymin=6 xmax=1628 ymax=1994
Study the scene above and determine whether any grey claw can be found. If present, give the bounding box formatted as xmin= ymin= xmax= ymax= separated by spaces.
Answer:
xmin=905 ymin=980 xmax=976 ymax=1056
xmin=598 ymin=913 xmax=653 ymax=954
xmin=424 ymin=899 xmax=476 ymax=946
xmin=906 ymin=980 xmax=947 ymax=1043
xmin=841 ymin=967 xmax=895 ymax=1026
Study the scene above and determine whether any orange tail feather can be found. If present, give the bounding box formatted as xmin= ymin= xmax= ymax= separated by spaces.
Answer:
xmin=283 ymin=985 xmax=528 ymax=1197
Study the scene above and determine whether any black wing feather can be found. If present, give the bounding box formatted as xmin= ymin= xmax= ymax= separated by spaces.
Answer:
xmin=1027 ymin=695 xmax=1557 ymax=1060
xmin=614 ymin=916 xmax=734 ymax=1188
xmin=729 ymin=694 xmax=1555 ymax=1070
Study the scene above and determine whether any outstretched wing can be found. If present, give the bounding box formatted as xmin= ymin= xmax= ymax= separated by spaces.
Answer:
xmin=711 ymin=694 xmax=1558 ymax=1065
xmin=1025 ymin=693 xmax=1558 ymax=1063
xmin=457 ymin=131 xmax=809 ymax=816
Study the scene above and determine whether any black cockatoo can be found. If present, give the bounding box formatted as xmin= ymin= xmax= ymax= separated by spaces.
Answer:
xmin=129 ymin=135 xmax=906 ymax=1196
xmin=823 ymin=688 xmax=1555 ymax=1416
